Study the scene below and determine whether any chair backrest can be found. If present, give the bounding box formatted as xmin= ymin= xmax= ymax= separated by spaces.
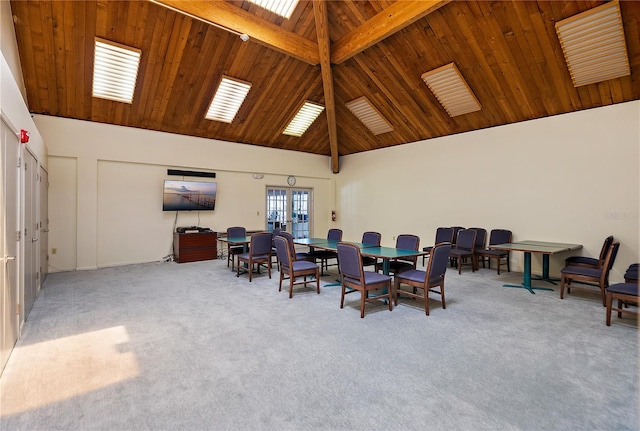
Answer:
xmin=277 ymin=231 xmax=297 ymax=260
xmin=604 ymin=242 xmax=620 ymax=274
xmin=250 ymin=232 xmax=273 ymax=255
xmin=434 ymin=227 xmax=454 ymax=244
xmin=396 ymin=234 xmax=419 ymax=251
xmin=428 ymin=243 xmax=452 ymax=282
xmin=456 ymin=229 xmax=476 ymax=251
xmin=271 ymin=227 xmax=282 ymax=244
xmin=327 ymin=229 xmax=343 ymax=241
xmin=337 ymin=243 xmax=364 ymax=283
xmin=227 ymin=226 xmax=246 ymax=238
xmin=469 ymin=227 xmax=487 ymax=249
xmin=361 ymin=231 xmax=381 ymax=246
xmin=274 ymin=236 xmax=291 ymax=268
xmin=488 ymin=229 xmax=512 ymax=246
xmin=450 ymin=226 xmax=464 ymax=245
xmin=598 ymin=235 xmax=615 ymax=263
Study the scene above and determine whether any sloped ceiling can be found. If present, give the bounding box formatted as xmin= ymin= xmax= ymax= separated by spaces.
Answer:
xmin=10 ymin=0 xmax=640 ymax=173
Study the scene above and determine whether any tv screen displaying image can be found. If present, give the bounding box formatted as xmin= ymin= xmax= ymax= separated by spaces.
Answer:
xmin=162 ymin=180 xmax=217 ymax=211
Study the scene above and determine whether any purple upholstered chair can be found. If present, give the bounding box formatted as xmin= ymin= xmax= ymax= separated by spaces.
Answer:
xmin=337 ymin=242 xmax=392 ymax=318
xmin=386 ymin=234 xmax=420 ymax=275
xmin=560 ymin=242 xmax=620 ymax=306
xmin=565 ymin=235 xmax=614 ymax=269
xmin=277 ymin=231 xmax=313 ymax=263
xmin=306 ymin=228 xmax=343 ymax=274
xmin=477 ymin=229 xmax=512 ymax=274
xmin=361 ymin=231 xmax=382 ymax=269
xmin=226 ymin=226 xmax=246 ymax=270
xmin=449 ymin=229 xmax=477 ymax=274
xmin=606 ymin=281 xmax=638 ymax=326
xmin=394 ymin=242 xmax=451 ymax=316
xmin=274 ymin=236 xmax=320 ymax=298
xmin=237 ymin=232 xmax=272 ymax=282
xmin=422 ymin=227 xmax=454 ymax=265
xmin=625 ymin=264 xmax=639 ymax=283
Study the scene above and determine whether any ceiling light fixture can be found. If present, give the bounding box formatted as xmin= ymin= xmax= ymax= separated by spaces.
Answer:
xmin=92 ymin=38 xmax=141 ymax=104
xmin=283 ymin=101 xmax=325 ymax=137
xmin=205 ymin=76 xmax=252 ymax=123
xmin=247 ymin=0 xmax=300 ymax=19
xmin=555 ymin=0 xmax=630 ymax=87
xmin=345 ymin=97 xmax=393 ymax=136
xmin=421 ymin=63 xmax=481 ymax=117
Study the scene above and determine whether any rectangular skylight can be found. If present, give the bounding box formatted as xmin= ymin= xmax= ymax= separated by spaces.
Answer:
xmin=421 ymin=63 xmax=481 ymax=117
xmin=555 ymin=0 xmax=630 ymax=87
xmin=345 ymin=97 xmax=393 ymax=135
xmin=283 ymin=101 xmax=325 ymax=137
xmin=93 ymin=38 xmax=141 ymax=104
xmin=205 ymin=76 xmax=252 ymax=123
xmin=248 ymin=0 xmax=299 ymax=19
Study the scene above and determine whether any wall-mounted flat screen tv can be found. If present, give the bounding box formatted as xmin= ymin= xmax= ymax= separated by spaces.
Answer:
xmin=162 ymin=180 xmax=217 ymax=211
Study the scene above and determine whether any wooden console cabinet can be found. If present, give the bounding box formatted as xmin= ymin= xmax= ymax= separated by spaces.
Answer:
xmin=173 ymin=231 xmax=217 ymax=263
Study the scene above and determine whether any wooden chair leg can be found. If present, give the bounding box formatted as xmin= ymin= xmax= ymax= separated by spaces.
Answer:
xmin=606 ymin=292 xmax=612 ymax=326
xmin=360 ymin=291 xmax=366 ymax=318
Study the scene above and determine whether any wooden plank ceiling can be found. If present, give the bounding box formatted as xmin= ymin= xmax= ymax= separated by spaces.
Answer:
xmin=10 ymin=0 xmax=640 ymax=173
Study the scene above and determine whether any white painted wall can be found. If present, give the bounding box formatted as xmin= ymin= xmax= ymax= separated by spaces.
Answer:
xmin=336 ymin=101 xmax=640 ymax=283
xmin=35 ymin=115 xmax=336 ymax=270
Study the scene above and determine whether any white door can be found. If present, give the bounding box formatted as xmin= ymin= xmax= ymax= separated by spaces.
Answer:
xmin=1 ymin=118 xmax=20 ymax=374
xmin=23 ymin=150 xmax=38 ymax=318
xmin=266 ymin=187 xmax=313 ymax=239
xmin=39 ymin=166 xmax=48 ymax=284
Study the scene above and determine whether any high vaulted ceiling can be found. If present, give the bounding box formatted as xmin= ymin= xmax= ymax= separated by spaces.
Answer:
xmin=10 ymin=1 xmax=640 ymax=173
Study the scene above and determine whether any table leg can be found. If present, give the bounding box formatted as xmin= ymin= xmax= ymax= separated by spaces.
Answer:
xmin=531 ymin=254 xmax=559 ymax=285
xmin=503 ymin=252 xmax=553 ymax=294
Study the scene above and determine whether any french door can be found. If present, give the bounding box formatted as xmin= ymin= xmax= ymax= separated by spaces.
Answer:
xmin=266 ymin=187 xmax=313 ymax=239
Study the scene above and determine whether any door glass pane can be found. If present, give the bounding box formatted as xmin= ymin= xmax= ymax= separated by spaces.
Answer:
xmin=266 ymin=188 xmax=287 ymax=232
xmin=291 ymin=189 xmax=309 ymax=239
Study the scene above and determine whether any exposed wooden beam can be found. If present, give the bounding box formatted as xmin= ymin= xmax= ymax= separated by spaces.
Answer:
xmin=331 ymin=0 xmax=452 ymax=64
xmin=151 ymin=0 xmax=320 ymax=65
xmin=313 ymin=0 xmax=339 ymax=173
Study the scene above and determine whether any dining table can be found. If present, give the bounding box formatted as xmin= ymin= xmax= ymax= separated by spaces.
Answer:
xmin=489 ymin=240 xmax=582 ymax=294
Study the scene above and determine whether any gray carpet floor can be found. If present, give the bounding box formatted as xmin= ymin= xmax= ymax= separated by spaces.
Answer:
xmin=1 ymin=258 xmax=638 ymax=430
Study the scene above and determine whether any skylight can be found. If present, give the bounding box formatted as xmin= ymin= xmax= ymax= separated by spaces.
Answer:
xmin=92 ymin=38 xmax=141 ymax=104
xmin=282 ymin=101 xmax=325 ymax=137
xmin=345 ymin=97 xmax=394 ymax=135
xmin=421 ymin=63 xmax=481 ymax=117
xmin=555 ymin=0 xmax=630 ymax=87
xmin=205 ymin=76 xmax=252 ymax=123
xmin=248 ymin=0 xmax=299 ymax=19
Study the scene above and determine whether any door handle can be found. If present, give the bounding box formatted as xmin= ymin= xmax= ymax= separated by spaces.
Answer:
xmin=32 ymin=238 xmax=39 ymax=242
xmin=3 ymin=256 xmax=16 ymax=262
xmin=42 ymin=229 xmax=49 ymax=233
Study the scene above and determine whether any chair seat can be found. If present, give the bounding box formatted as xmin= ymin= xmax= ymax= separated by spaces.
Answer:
xmin=291 ymin=260 xmax=319 ymax=271
xmin=238 ymin=252 xmax=269 ymax=260
xmin=449 ymin=249 xmax=472 ymax=257
xmin=608 ymin=283 xmax=639 ymax=296
xmin=565 ymin=256 xmax=599 ymax=266
xmin=344 ymin=271 xmax=390 ymax=286
xmin=561 ymin=265 xmax=602 ymax=278
xmin=396 ymin=269 xmax=442 ymax=285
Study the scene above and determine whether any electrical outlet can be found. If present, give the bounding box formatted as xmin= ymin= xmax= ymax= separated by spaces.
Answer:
xmin=392 ymin=236 xmax=396 ymax=241
xmin=51 ymin=248 xmax=57 ymax=255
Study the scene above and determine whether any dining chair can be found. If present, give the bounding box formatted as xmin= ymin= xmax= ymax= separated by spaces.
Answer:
xmin=306 ymin=228 xmax=343 ymax=274
xmin=385 ymin=234 xmax=420 ymax=275
xmin=226 ymin=226 xmax=246 ymax=270
xmin=337 ymin=242 xmax=392 ymax=318
xmin=449 ymin=229 xmax=477 ymax=274
xmin=361 ymin=231 xmax=382 ymax=269
xmin=394 ymin=243 xmax=451 ymax=316
xmin=564 ymin=235 xmax=614 ymax=269
xmin=625 ymin=263 xmax=638 ymax=283
xmin=560 ymin=242 xmax=620 ymax=306
xmin=606 ymin=279 xmax=638 ymax=326
xmin=277 ymin=231 xmax=314 ymax=263
xmin=270 ymin=227 xmax=282 ymax=269
xmin=449 ymin=226 xmax=465 ymax=267
xmin=274 ymin=236 xmax=320 ymax=298
xmin=422 ymin=227 xmax=453 ymax=266
xmin=237 ymin=232 xmax=273 ymax=282
xmin=477 ymin=229 xmax=512 ymax=274
xmin=469 ymin=227 xmax=487 ymax=254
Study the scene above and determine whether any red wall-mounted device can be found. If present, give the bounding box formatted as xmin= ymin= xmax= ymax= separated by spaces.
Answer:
xmin=20 ymin=129 xmax=29 ymax=144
